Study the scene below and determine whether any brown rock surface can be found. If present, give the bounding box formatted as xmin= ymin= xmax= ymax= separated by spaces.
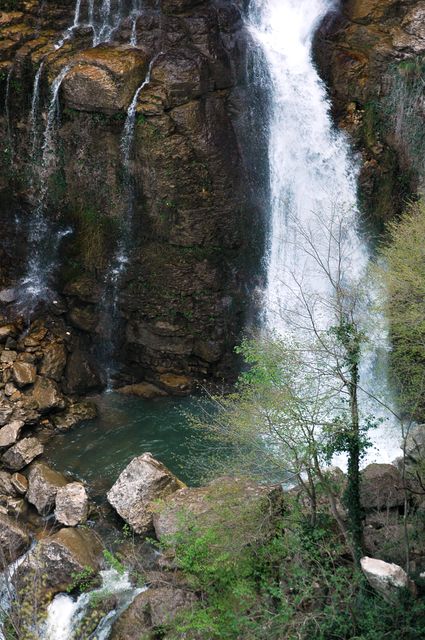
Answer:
xmin=19 ymin=527 xmax=103 ymax=595
xmin=26 ymin=462 xmax=68 ymax=515
xmin=12 ymin=361 xmax=37 ymax=388
xmin=62 ymin=46 xmax=149 ymax=113
xmin=2 ymin=437 xmax=44 ymax=470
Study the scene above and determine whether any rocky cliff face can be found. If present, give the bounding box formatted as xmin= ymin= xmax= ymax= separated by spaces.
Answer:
xmin=0 ymin=0 xmax=261 ymax=392
xmin=316 ymin=0 xmax=425 ymax=227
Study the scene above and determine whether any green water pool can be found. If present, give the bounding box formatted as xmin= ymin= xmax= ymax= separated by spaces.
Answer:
xmin=44 ymin=392 xmax=214 ymax=499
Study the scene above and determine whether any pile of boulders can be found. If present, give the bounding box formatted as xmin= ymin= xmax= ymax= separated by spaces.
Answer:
xmin=0 ymin=315 xmax=97 ymax=494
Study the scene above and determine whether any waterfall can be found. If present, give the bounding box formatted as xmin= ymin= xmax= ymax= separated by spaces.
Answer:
xmin=99 ymin=55 xmax=160 ymax=386
xmin=130 ymin=0 xmax=142 ymax=46
xmin=249 ymin=0 xmax=400 ymax=464
xmin=29 ymin=60 xmax=45 ymax=159
xmin=19 ymin=66 xmax=73 ymax=310
xmin=4 ymin=67 xmax=14 ymax=165
xmin=41 ymin=569 xmax=145 ymax=640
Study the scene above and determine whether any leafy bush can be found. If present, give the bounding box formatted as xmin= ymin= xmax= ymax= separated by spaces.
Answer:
xmin=377 ymin=200 xmax=425 ymax=417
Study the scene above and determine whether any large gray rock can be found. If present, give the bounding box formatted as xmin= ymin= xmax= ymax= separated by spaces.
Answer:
xmin=0 ymin=513 xmax=30 ymax=568
xmin=18 ymin=528 xmax=103 ymax=595
xmin=107 ymin=453 xmax=185 ymax=535
xmin=0 ymin=420 xmax=24 ymax=448
xmin=55 ymin=482 xmax=89 ymax=526
xmin=360 ymin=556 xmax=416 ymax=602
xmin=360 ymin=464 xmax=404 ymax=511
xmin=2 ymin=437 xmax=44 ymax=470
xmin=27 ymin=462 xmax=68 ymax=515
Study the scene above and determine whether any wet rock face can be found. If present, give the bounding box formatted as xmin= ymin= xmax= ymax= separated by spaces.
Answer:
xmin=316 ymin=0 xmax=425 ymax=225
xmin=0 ymin=0 xmax=258 ymax=388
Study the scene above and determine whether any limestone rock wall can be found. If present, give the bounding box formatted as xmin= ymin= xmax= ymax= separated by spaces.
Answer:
xmin=316 ymin=0 xmax=425 ymax=226
xmin=0 ymin=0 xmax=261 ymax=390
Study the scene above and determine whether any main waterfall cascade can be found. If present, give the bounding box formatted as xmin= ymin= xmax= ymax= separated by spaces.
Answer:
xmin=249 ymin=0 xmax=401 ymax=464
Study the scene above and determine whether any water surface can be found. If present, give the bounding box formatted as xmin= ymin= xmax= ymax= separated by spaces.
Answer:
xmin=45 ymin=393 xmax=212 ymax=499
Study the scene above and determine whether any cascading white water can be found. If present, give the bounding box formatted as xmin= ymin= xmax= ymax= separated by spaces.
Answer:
xmin=249 ymin=0 xmax=400 ymax=464
xmin=42 ymin=569 xmax=145 ymax=640
xmin=20 ymin=66 xmax=73 ymax=309
xmin=29 ymin=60 xmax=45 ymax=159
xmin=100 ymin=54 xmax=160 ymax=386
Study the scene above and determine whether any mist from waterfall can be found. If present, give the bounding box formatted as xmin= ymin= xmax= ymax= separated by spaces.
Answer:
xmin=248 ymin=0 xmax=401 ymax=464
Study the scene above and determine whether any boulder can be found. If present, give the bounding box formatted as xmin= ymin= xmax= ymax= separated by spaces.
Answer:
xmin=11 ymin=472 xmax=28 ymax=495
xmin=63 ymin=349 xmax=103 ymax=395
xmin=110 ymin=585 xmax=197 ymax=640
xmin=12 ymin=361 xmax=37 ymax=388
xmin=39 ymin=342 xmax=67 ymax=381
xmin=158 ymin=373 xmax=192 ymax=395
xmin=0 ymin=288 xmax=17 ymax=304
xmin=117 ymin=382 xmax=167 ymax=399
xmin=107 ymin=453 xmax=185 ymax=535
xmin=0 ymin=420 xmax=24 ymax=448
xmin=360 ymin=464 xmax=404 ymax=511
xmin=18 ymin=527 xmax=103 ymax=595
xmin=0 ymin=403 xmax=13 ymax=426
xmin=0 ymin=324 xmax=17 ymax=343
xmin=153 ymin=477 xmax=284 ymax=542
xmin=52 ymin=400 xmax=98 ymax=432
xmin=54 ymin=482 xmax=89 ymax=526
xmin=62 ymin=46 xmax=149 ymax=114
xmin=0 ymin=513 xmax=30 ymax=568
xmin=26 ymin=462 xmax=68 ymax=515
xmin=1 ymin=350 xmax=17 ymax=364
xmin=31 ymin=377 xmax=66 ymax=413
xmin=0 ymin=470 xmax=18 ymax=497
xmin=360 ymin=556 xmax=416 ymax=602
xmin=2 ymin=437 xmax=44 ymax=470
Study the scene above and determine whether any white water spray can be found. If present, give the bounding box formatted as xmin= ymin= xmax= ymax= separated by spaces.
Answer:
xmin=29 ymin=60 xmax=45 ymax=158
xmin=42 ymin=568 xmax=145 ymax=640
xmin=249 ymin=0 xmax=400 ymax=464
xmin=20 ymin=66 xmax=73 ymax=309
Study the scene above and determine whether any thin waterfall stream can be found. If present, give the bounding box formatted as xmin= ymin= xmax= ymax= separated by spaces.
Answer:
xmin=248 ymin=0 xmax=401 ymax=464
xmin=20 ymin=65 xmax=73 ymax=310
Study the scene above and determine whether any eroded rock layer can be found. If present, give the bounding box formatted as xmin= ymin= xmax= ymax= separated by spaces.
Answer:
xmin=0 ymin=0 xmax=261 ymax=390
xmin=316 ymin=0 xmax=425 ymax=226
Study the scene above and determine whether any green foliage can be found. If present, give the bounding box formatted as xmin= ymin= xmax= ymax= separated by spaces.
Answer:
xmin=377 ymin=200 xmax=425 ymax=416
xmin=66 ymin=565 xmax=97 ymax=593
xmin=103 ymin=549 xmax=126 ymax=575
xmin=159 ymin=493 xmax=425 ymax=640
